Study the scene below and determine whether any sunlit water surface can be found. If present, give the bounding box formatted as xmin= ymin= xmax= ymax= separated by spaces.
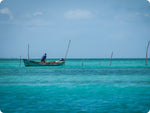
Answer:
xmin=0 ymin=59 xmax=150 ymax=113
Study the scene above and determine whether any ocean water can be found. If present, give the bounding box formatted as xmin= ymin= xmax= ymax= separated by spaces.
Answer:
xmin=0 ymin=58 xmax=150 ymax=113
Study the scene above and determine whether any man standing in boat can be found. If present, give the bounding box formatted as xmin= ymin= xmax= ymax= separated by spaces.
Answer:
xmin=41 ymin=53 xmax=47 ymax=63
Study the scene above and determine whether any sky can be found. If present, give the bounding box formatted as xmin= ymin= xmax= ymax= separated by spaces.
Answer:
xmin=0 ymin=0 xmax=150 ymax=58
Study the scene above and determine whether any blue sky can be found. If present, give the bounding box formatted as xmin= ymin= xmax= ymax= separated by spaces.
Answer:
xmin=0 ymin=0 xmax=150 ymax=58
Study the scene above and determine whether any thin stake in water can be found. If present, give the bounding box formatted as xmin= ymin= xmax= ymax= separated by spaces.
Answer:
xmin=65 ymin=40 xmax=71 ymax=60
xmin=19 ymin=56 xmax=21 ymax=67
xmin=110 ymin=51 xmax=113 ymax=66
xmin=145 ymin=41 xmax=150 ymax=66
xmin=28 ymin=44 xmax=29 ymax=60
xmin=82 ymin=61 xmax=83 ymax=66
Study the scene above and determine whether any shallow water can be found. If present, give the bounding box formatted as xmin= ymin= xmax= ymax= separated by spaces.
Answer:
xmin=0 ymin=59 xmax=150 ymax=113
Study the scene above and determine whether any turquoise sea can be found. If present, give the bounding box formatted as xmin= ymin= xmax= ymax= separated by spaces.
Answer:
xmin=0 ymin=58 xmax=150 ymax=113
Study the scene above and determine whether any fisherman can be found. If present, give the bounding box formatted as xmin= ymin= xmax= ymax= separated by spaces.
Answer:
xmin=41 ymin=53 xmax=47 ymax=63
xmin=55 ymin=58 xmax=65 ymax=63
xmin=60 ymin=58 xmax=65 ymax=61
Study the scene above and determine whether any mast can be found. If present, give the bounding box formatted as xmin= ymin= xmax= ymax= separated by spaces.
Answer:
xmin=65 ymin=40 xmax=71 ymax=60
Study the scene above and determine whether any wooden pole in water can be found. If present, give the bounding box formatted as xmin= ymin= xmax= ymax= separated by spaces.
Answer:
xmin=110 ymin=51 xmax=113 ymax=66
xmin=145 ymin=41 xmax=150 ymax=66
xmin=65 ymin=40 xmax=71 ymax=60
xmin=82 ymin=61 xmax=83 ymax=66
xmin=28 ymin=44 xmax=29 ymax=60
xmin=19 ymin=56 xmax=21 ymax=67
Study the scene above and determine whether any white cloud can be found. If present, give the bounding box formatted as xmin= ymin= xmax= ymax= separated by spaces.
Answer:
xmin=144 ymin=14 xmax=149 ymax=16
xmin=64 ymin=9 xmax=93 ymax=19
xmin=9 ymin=11 xmax=50 ymax=26
xmin=0 ymin=0 xmax=3 ymax=4
xmin=33 ymin=12 xmax=42 ymax=16
xmin=22 ymin=12 xmax=43 ymax=19
xmin=0 ymin=8 xmax=13 ymax=20
xmin=27 ymin=19 xmax=52 ymax=26
xmin=13 ymin=17 xmax=53 ymax=26
xmin=144 ymin=13 xmax=150 ymax=18
xmin=147 ymin=0 xmax=150 ymax=3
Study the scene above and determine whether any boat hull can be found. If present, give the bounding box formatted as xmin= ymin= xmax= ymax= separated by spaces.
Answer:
xmin=23 ymin=59 xmax=65 ymax=66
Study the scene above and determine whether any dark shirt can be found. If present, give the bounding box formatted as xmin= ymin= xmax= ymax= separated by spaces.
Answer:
xmin=42 ymin=55 xmax=46 ymax=60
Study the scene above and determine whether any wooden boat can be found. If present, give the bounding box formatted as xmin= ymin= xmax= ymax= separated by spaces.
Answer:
xmin=23 ymin=40 xmax=71 ymax=67
xmin=23 ymin=59 xmax=65 ymax=66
